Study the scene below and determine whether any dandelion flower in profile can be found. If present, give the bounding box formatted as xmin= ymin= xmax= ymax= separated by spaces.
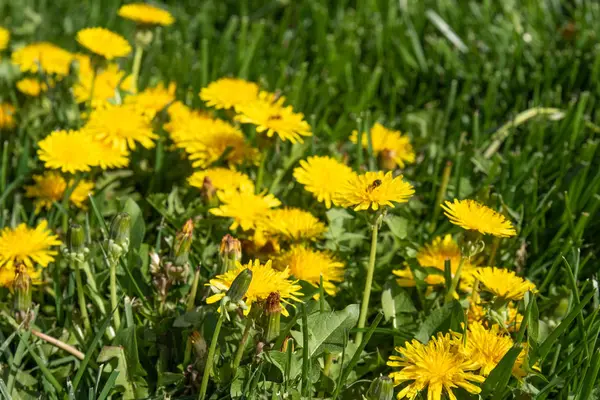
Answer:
xmin=200 ymin=77 xmax=259 ymax=110
xmin=0 ymin=263 xmax=41 ymax=288
xmin=188 ymin=168 xmax=253 ymax=192
xmin=351 ymin=123 xmax=416 ymax=169
xmin=0 ymin=103 xmax=15 ymax=129
xmin=16 ymin=78 xmax=47 ymax=97
xmin=84 ymin=103 xmax=157 ymax=152
xmin=37 ymin=130 xmax=100 ymax=173
xmin=0 ymin=221 xmax=61 ymax=270
xmin=74 ymin=63 xmax=134 ymax=104
xmin=206 ymin=259 xmax=303 ymax=316
xmin=125 ymin=82 xmax=176 ymax=117
xmin=276 ymin=246 xmax=344 ymax=295
xmin=11 ymin=42 xmax=75 ymax=76
xmin=336 ymin=171 xmax=414 ymax=211
xmin=387 ymin=333 xmax=484 ymax=400
xmin=235 ymin=91 xmax=312 ymax=144
xmin=118 ymin=3 xmax=175 ymax=26
xmin=259 ymin=208 xmax=327 ymax=242
xmin=442 ymin=199 xmax=516 ymax=237
xmin=457 ymin=321 xmax=528 ymax=378
xmin=25 ymin=172 xmax=94 ymax=212
xmin=474 ymin=267 xmax=536 ymax=301
xmin=0 ymin=27 xmax=9 ymax=51
xmin=210 ymin=185 xmax=281 ymax=231
xmin=293 ymin=156 xmax=356 ymax=208
xmin=76 ymin=27 xmax=131 ymax=60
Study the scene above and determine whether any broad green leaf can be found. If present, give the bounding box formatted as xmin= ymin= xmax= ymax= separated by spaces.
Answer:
xmin=381 ymin=283 xmax=416 ymax=323
xmin=262 ymin=350 xmax=303 ymax=380
xmin=97 ymin=346 xmax=149 ymax=400
xmin=385 ymin=215 xmax=408 ymax=239
xmin=414 ymin=302 xmax=454 ymax=343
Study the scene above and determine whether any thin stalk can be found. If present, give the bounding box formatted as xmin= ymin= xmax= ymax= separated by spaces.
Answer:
xmin=88 ymin=66 xmax=98 ymax=110
xmin=430 ymin=160 xmax=452 ymax=231
xmin=31 ymin=330 xmax=84 ymax=360
xmin=109 ymin=259 xmax=120 ymax=331
xmin=131 ymin=45 xmax=144 ymax=93
xmin=231 ymin=317 xmax=253 ymax=375
xmin=256 ymin=154 xmax=266 ymax=192
xmin=186 ymin=267 xmax=201 ymax=311
xmin=356 ymin=215 xmax=380 ymax=344
xmin=444 ymin=256 xmax=466 ymax=303
xmin=199 ymin=307 xmax=225 ymax=400
xmin=73 ymin=260 xmax=92 ymax=335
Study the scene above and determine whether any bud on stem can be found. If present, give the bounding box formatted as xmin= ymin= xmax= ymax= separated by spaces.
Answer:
xmin=13 ymin=263 xmax=32 ymax=321
xmin=173 ymin=219 xmax=193 ymax=266
xmin=220 ymin=234 xmax=241 ymax=273
xmin=109 ymin=212 xmax=131 ymax=260
xmin=366 ymin=376 xmax=394 ymax=400
xmin=264 ymin=292 xmax=282 ymax=343
xmin=227 ymin=269 xmax=252 ymax=304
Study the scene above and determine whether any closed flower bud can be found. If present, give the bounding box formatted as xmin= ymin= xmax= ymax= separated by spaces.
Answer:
xmin=366 ymin=376 xmax=394 ymax=400
xmin=67 ymin=223 xmax=86 ymax=256
xmin=13 ymin=262 xmax=33 ymax=322
xmin=220 ymin=234 xmax=241 ymax=273
xmin=200 ymin=176 xmax=217 ymax=206
xmin=226 ymin=268 xmax=252 ymax=304
xmin=190 ymin=330 xmax=207 ymax=368
xmin=264 ymin=292 xmax=282 ymax=343
xmin=173 ymin=219 xmax=194 ymax=265
xmin=109 ymin=212 xmax=131 ymax=257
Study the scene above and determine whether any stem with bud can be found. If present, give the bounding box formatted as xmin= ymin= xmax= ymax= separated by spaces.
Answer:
xmin=198 ymin=300 xmax=226 ymax=400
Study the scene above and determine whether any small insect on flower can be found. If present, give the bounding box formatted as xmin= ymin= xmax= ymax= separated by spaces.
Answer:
xmin=441 ymin=199 xmax=517 ymax=238
xmin=335 ymin=171 xmax=414 ymax=211
xmin=76 ymin=27 xmax=132 ymax=60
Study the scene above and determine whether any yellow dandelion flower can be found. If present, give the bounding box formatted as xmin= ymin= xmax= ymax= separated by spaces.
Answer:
xmin=259 ymin=208 xmax=327 ymax=241
xmin=351 ymin=123 xmax=416 ymax=169
xmin=84 ymin=103 xmax=157 ymax=152
xmin=171 ymin=115 xmax=257 ymax=168
xmin=164 ymin=101 xmax=207 ymax=133
xmin=89 ymin=136 xmax=130 ymax=170
xmin=457 ymin=321 xmax=528 ymax=378
xmin=11 ymin=42 xmax=75 ymax=76
xmin=276 ymin=246 xmax=344 ymax=295
xmin=37 ymin=130 xmax=100 ymax=173
xmin=74 ymin=62 xmax=134 ymax=104
xmin=468 ymin=301 xmax=523 ymax=333
xmin=293 ymin=156 xmax=356 ymax=209
xmin=188 ymin=168 xmax=253 ymax=192
xmin=387 ymin=333 xmax=484 ymax=400
xmin=76 ymin=27 xmax=131 ymax=60
xmin=235 ymin=91 xmax=312 ymax=144
xmin=25 ymin=172 xmax=94 ymax=212
xmin=206 ymin=259 xmax=303 ymax=316
xmin=0 ymin=27 xmax=9 ymax=51
xmin=210 ymin=186 xmax=281 ymax=231
xmin=0 ymin=221 xmax=61 ymax=270
xmin=16 ymin=78 xmax=47 ymax=97
xmin=0 ymin=103 xmax=15 ymax=129
xmin=0 ymin=263 xmax=42 ymax=289
xmin=474 ymin=267 xmax=536 ymax=301
xmin=335 ymin=171 xmax=414 ymax=211
xmin=200 ymin=77 xmax=259 ymax=110
xmin=118 ymin=3 xmax=174 ymax=26
xmin=125 ymin=82 xmax=176 ymax=117
xmin=441 ymin=199 xmax=516 ymax=237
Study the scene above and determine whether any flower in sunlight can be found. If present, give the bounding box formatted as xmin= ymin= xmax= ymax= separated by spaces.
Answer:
xmin=441 ymin=199 xmax=516 ymax=237
xmin=351 ymin=123 xmax=415 ymax=169
xmin=210 ymin=185 xmax=281 ymax=231
xmin=335 ymin=171 xmax=414 ymax=211
xmin=76 ymin=27 xmax=131 ymax=60
xmin=293 ymin=156 xmax=356 ymax=208
xmin=200 ymin=77 xmax=260 ymax=110
xmin=0 ymin=221 xmax=61 ymax=271
xmin=118 ymin=3 xmax=175 ymax=26
xmin=25 ymin=172 xmax=94 ymax=212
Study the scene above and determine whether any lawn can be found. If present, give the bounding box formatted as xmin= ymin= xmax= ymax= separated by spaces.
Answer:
xmin=0 ymin=0 xmax=599 ymax=399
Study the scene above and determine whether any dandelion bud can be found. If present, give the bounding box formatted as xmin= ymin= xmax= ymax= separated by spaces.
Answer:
xmin=13 ymin=263 xmax=32 ymax=322
xmin=200 ymin=177 xmax=217 ymax=206
xmin=220 ymin=234 xmax=241 ymax=273
xmin=190 ymin=330 xmax=207 ymax=368
xmin=265 ymin=292 xmax=282 ymax=343
xmin=135 ymin=28 xmax=154 ymax=48
xmin=226 ymin=268 xmax=252 ymax=304
xmin=281 ymin=337 xmax=295 ymax=353
xmin=366 ymin=376 xmax=394 ymax=400
xmin=173 ymin=219 xmax=194 ymax=265
xmin=379 ymin=149 xmax=397 ymax=171
xmin=67 ymin=223 xmax=86 ymax=256
xmin=108 ymin=212 xmax=131 ymax=258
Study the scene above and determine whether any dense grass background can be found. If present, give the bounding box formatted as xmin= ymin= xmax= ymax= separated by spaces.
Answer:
xmin=1 ymin=0 xmax=599 ymax=399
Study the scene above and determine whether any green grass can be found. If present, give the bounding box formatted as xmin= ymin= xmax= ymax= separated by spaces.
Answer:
xmin=1 ymin=0 xmax=599 ymax=399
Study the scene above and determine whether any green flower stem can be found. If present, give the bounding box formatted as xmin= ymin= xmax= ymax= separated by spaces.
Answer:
xmin=183 ymin=268 xmax=202 ymax=366
xmin=231 ymin=316 xmax=253 ymax=376
xmin=199 ymin=305 xmax=226 ymax=400
xmin=444 ymin=256 xmax=466 ymax=303
xmin=73 ymin=259 xmax=92 ymax=335
xmin=356 ymin=215 xmax=381 ymax=344
xmin=131 ymin=44 xmax=144 ymax=93
xmin=109 ymin=258 xmax=120 ymax=331
xmin=88 ymin=66 xmax=98 ymax=109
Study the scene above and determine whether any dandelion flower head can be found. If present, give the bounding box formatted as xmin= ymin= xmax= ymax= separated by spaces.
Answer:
xmin=0 ymin=27 xmax=9 ymax=51
xmin=474 ymin=267 xmax=536 ymax=301
xmin=206 ymin=259 xmax=303 ymax=316
xmin=259 ymin=208 xmax=327 ymax=242
xmin=12 ymin=42 xmax=75 ymax=76
xmin=235 ymin=91 xmax=312 ymax=144
xmin=442 ymin=199 xmax=516 ymax=237
xmin=200 ymin=77 xmax=259 ymax=110
xmin=276 ymin=246 xmax=344 ymax=296
xmin=0 ymin=103 xmax=15 ymax=129
xmin=75 ymin=62 xmax=134 ymax=104
xmin=387 ymin=332 xmax=484 ymax=400
xmin=0 ymin=220 xmax=61 ymax=270
xmin=25 ymin=172 xmax=94 ymax=212
xmin=210 ymin=185 xmax=281 ymax=231
xmin=125 ymin=82 xmax=176 ymax=117
xmin=76 ymin=27 xmax=131 ymax=60
xmin=118 ymin=3 xmax=175 ymax=26
xmin=351 ymin=123 xmax=415 ymax=168
xmin=17 ymin=78 xmax=48 ymax=97
xmin=293 ymin=156 xmax=356 ymax=209
xmin=188 ymin=168 xmax=253 ymax=192
xmin=335 ymin=170 xmax=414 ymax=211
xmin=37 ymin=129 xmax=100 ymax=173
